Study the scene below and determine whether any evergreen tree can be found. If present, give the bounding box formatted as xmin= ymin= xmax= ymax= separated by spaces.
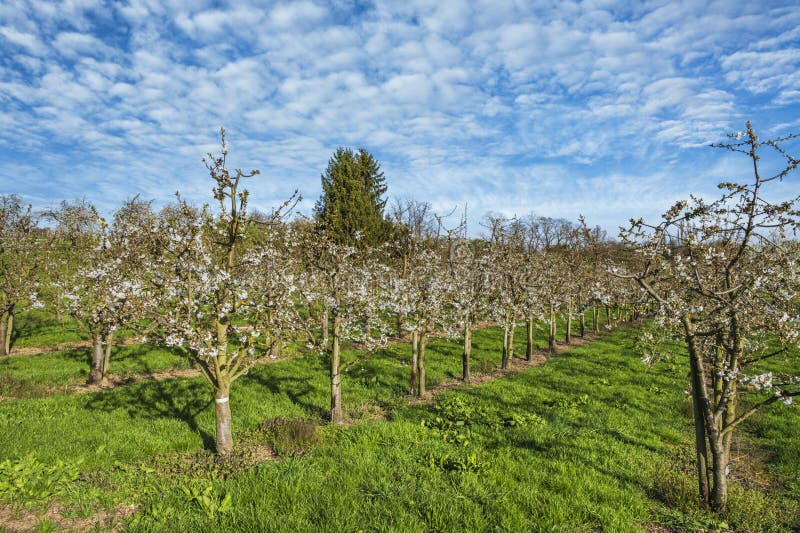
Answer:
xmin=313 ymin=147 xmax=390 ymax=247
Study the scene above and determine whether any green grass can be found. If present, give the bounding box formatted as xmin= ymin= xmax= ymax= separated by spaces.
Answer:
xmin=9 ymin=309 xmax=89 ymax=348
xmin=0 ymin=344 xmax=192 ymax=398
xmin=1 ymin=320 xmax=797 ymax=532
xmin=9 ymin=308 xmax=140 ymax=350
xmin=0 ymin=325 xmax=529 ymax=467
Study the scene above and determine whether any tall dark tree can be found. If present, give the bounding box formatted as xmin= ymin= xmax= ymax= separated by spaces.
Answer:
xmin=314 ymin=147 xmax=390 ymax=247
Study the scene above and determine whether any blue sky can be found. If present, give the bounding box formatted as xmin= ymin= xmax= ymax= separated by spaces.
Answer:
xmin=1 ymin=0 xmax=799 ymax=235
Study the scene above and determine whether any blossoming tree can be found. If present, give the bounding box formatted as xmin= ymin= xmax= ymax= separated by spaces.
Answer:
xmin=444 ymin=233 xmax=491 ymax=381
xmin=61 ymin=198 xmax=157 ymax=384
xmin=617 ymin=122 xmax=800 ymax=511
xmin=0 ymin=195 xmax=46 ymax=355
xmin=392 ymin=245 xmax=450 ymax=396
xmin=153 ymin=130 xmax=298 ymax=455
xmin=484 ymin=217 xmax=529 ymax=369
xmin=299 ymin=230 xmax=391 ymax=421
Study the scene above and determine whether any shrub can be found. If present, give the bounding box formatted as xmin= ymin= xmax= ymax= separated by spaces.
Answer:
xmin=258 ymin=418 xmax=320 ymax=457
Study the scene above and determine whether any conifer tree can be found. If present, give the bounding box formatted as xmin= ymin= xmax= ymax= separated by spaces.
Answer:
xmin=313 ymin=147 xmax=390 ymax=247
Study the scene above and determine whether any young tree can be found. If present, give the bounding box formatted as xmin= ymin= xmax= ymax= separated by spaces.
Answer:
xmin=238 ymin=227 xmax=303 ymax=359
xmin=485 ymin=217 xmax=528 ymax=369
xmin=61 ymin=198 xmax=157 ymax=384
xmin=313 ymin=147 xmax=392 ymax=247
xmin=444 ymin=234 xmax=491 ymax=381
xmin=535 ymin=218 xmax=575 ymax=354
xmin=388 ymin=199 xmax=435 ymax=336
xmin=616 ymin=122 xmax=800 ymax=511
xmin=300 ymin=230 xmax=390 ymax=421
xmin=518 ymin=226 xmax=546 ymax=361
xmin=392 ymin=245 xmax=450 ymax=396
xmin=42 ymin=198 xmax=102 ymax=323
xmin=0 ymin=195 xmax=46 ymax=355
xmin=153 ymin=129 xmax=298 ymax=455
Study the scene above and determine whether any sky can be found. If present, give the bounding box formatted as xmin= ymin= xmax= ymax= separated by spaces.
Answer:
xmin=1 ymin=0 xmax=799 ymax=236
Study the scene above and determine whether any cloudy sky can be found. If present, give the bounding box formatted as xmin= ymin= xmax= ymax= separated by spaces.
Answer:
xmin=1 ymin=0 xmax=799 ymax=235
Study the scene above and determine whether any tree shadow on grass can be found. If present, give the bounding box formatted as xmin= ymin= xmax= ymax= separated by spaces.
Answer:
xmin=242 ymin=369 xmax=329 ymax=421
xmin=110 ymin=343 xmax=189 ymax=376
xmin=84 ymin=377 xmax=215 ymax=450
xmin=343 ymin=347 xmax=410 ymax=393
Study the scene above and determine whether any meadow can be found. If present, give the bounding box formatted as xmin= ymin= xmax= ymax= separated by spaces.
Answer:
xmin=1 ymin=310 xmax=798 ymax=532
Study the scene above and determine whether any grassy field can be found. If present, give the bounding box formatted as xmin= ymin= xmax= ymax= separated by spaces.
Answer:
xmin=0 ymin=343 xmax=192 ymax=399
xmin=1 ymin=318 xmax=798 ymax=532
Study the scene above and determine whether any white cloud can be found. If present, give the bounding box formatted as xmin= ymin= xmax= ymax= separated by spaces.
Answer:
xmin=269 ymin=1 xmax=327 ymax=28
xmin=0 ymin=26 xmax=47 ymax=55
xmin=0 ymin=0 xmax=798 ymax=234
xmin=721 ymin=48 xmax=800 ymax=97
xmin=53 ymin=32 xmax=116 ymax=59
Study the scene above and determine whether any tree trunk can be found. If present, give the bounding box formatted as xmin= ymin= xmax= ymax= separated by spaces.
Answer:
xmin=711 ymin=441 xmax=729 ymax=512
xmin=685 ymin=320 xmax=711 ymax=508
xmin=56 ymin=293 xmax=63 ymax=323
xmin=501 ymin=318 xmax=510 ymax=370
xmin=321 ymin=307 xmax=329 ymax=348
xmin=6 ymin=313 xmax=13 ymax=355
xmin=214 ymin=385 xmax=234 ymax=456
xmin=507 ymin=321 xmax=515 ymax=367
xmin=579 ymin=307 xmax=585 ymax=337
xmin=330 ymin=315 xmax=343 ymax=423
xmin=397 ymin=312 xmax=406 ymax=337
xmin=710 ymin=335 xmax=741 ymax=512
xmin=462 ymin=324 xmax=472 ymax=382
xmin=418 ymin=333 xmax=427 ymax=397
xmin=410 ymin=330 xmax=419 ymax=396
xmin=593 ymin=305 xmax=600 ymax=334
xmin=0 ymin=311 xmax=11 ymax=356
xmin=605 ymin=305 xmax=611 ymax=327
xmin=565 ymin=300 xmax=573 ymax=344
xmin=102 ymin=331 xmax=113 ymax=378
xmin=525 ymin=315 xmax=535 ymax=361
xmin=88 ymin=332 xmax=106 ymax=384
xmin=690 ymin=382 xmax=711 ymax=508
xmin=548 ymin=305 xmax=556 ymax=355
xmin=270 ymin=335 xmax=281 ymax=358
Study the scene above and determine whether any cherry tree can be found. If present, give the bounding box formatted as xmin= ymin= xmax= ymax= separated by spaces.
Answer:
xmin=538 ymin=217 xmax=575 ymax=354
xmin=300 ymin=231 xmax=391 ymax=422
xmin=60 ymin=198 xmax=157 ymax=384
xmin=238 ymin=227 xmax=303 ymax=360
xmin=444 ymin=234 xmax=491 ymax=381
xmin=0 ymin=195 xmax=46 ymax=355
xmin=391 ymin=245 xmax=451 ymax=396
xmin=484 ymin=217 xmax=529 ymax=369
xmin=152 ymin=130 xmax=298 ymax=455
xmin=388 ymin=199 xmax=435 ymax=337
xmin=566 ymin=219 xmax=610 ymax=340
xmin=516 ymin=217 xmax=571 ymax=355
xmin=518 ymin=242 xmax=546 ymax=360
xmin=41 ymin=198 xmax=100 ymax=323
xmin=616 ymin=122 xmax=800 ymax=511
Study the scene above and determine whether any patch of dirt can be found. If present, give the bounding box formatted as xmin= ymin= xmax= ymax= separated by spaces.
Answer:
xmin=143 ymin=441 xmax=279 ymax=481
xmin=244 ymin=443 xmax=279 ymax=465
xmin=68 ymin=353 xmax=293 ymax=395
xmin=0 ymin=502 xmax=138 ymax=532
xmin=644 ymin=525 xmax=678 ymax=533
xmin=727 ymin=435 xmax=780 ymax=492
xmin=7 ymin=337 xmax=139 ymax=357
xmin=71 ymin=367 xmax=205 ymax=394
